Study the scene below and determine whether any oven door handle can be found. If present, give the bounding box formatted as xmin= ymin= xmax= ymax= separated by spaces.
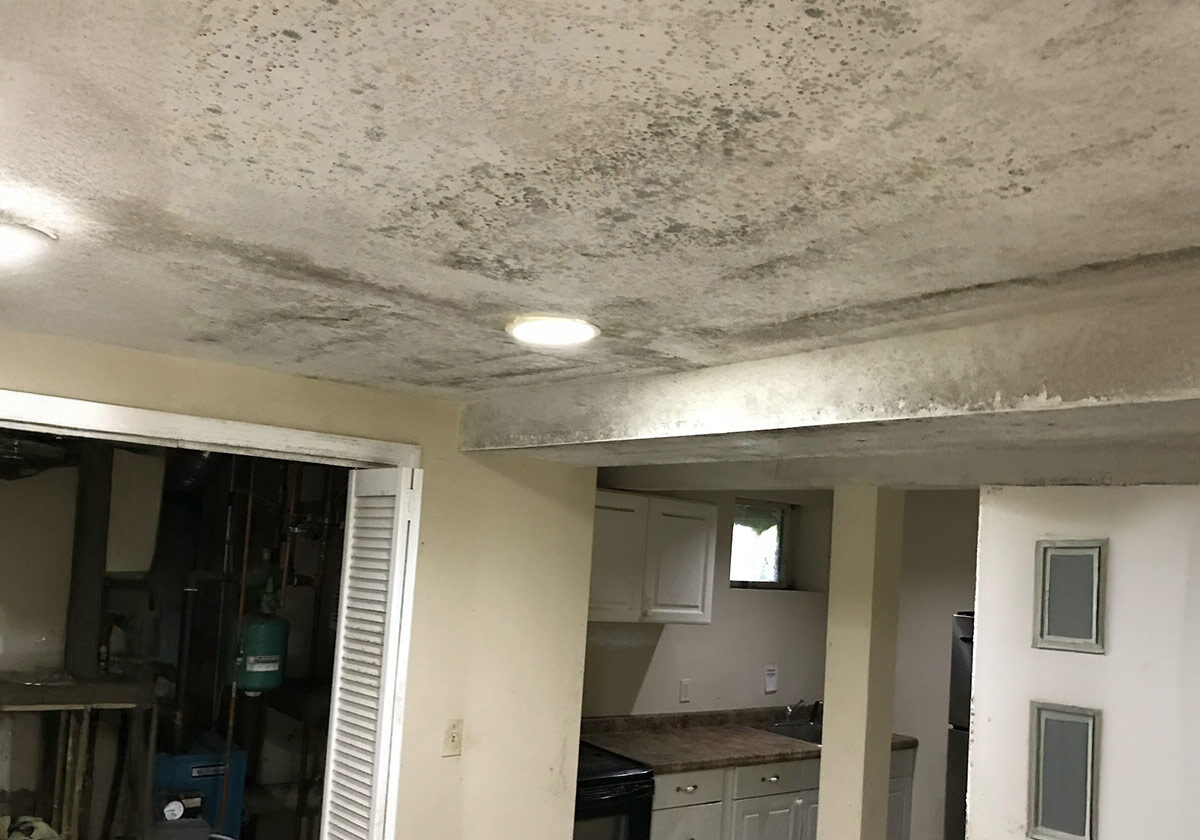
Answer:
xmin=576 ymin=778 xmax=655 ymax=822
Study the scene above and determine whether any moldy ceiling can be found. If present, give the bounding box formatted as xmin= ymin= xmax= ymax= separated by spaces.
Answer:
xmin=1 ymin=0 xmax=1198 ymax=395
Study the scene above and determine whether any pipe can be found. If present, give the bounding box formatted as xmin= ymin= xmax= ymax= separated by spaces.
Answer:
xmin=219 ymin=460 xmax=255 ymax=833
xmin=212 ymin=457 xmax=239 ymax=728
xmin=307 ymin=468 xmax=336 ymax=675
xmin=173 ymin=585 xmax=197 ymax=750
xmin=279 ymin=464 xmax=301 ymax=607
xmin=169 ymin=450 xmax=218 ymax=495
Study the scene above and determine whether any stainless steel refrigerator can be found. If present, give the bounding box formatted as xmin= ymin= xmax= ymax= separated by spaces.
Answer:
xmin=944 ymin=611 xmax=973 ymax=840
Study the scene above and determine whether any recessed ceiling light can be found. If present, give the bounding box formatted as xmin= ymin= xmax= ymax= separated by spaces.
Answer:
xmin=506 ymin=315 xmax=600 ymax=347
xmin=0 ymin=222 xmax=55 ymax=268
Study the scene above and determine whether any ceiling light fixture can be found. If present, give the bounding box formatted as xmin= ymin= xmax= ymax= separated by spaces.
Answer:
xmin=0 ymin=222 xmax=55 ymax=268
xmin=506 ymin=315 xmax=600 ymax=347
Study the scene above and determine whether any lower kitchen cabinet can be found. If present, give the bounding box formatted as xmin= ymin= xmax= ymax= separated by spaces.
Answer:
xmin=730 ymin=791 xmax=817 ymax=840
xmin=885 ymin=776 xmax=912 ymax=840
xmin=648 ymin=751 xmax=915 ymax=840
xmin=651 ymin=802 xmax=723 ymax=840
xmin=788 ymin=777 xmax=911 ymax=840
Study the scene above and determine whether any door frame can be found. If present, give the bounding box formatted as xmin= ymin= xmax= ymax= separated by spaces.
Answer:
xmin=0 ymin=385 xmax=423 ymax=839
xmin=0 ymin=387 xmax=420 ymax=468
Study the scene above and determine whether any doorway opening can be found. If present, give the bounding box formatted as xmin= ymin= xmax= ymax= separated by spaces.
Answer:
xmin=0 ymin=395 xmax=420 ymax=840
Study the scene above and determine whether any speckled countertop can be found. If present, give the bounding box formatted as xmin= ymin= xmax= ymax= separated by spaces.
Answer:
xmin=581 ymin=708 xmax=918 ymax=774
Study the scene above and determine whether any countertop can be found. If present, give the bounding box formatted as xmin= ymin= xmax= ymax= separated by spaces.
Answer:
xmin=583 ymin=724 xmax=919 ymax=774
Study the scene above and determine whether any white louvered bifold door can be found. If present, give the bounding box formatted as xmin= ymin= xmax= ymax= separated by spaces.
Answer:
xmin=321 ymin=467 xmax=422 ymax=840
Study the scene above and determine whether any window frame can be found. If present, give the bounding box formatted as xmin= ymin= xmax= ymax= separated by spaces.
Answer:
xmin=1033 ymin=539 xmax=1107 ymax=654
xmin=1028 ymin=701 xmax=1101 ymax=840
xmin=729 ymin=499 xmax=795 ymax=590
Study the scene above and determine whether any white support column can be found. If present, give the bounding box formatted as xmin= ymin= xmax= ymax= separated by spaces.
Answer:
xmin=816 ymin=486 xmax=905 ymax=840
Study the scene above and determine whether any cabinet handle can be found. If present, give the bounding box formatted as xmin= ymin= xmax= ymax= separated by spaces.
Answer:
xmin=677 ymin=784 xmax=698 ymax=793
xmin=762 ymin=775 xmax=781 ymax=783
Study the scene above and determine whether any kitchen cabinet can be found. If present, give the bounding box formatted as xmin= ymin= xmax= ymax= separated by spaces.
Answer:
xmin=730 ymin=791 xmax=815 ymax=840
xmin=588 ymin=492 xmax=650 ymax=622
xmin=780 ymin=775 xmax=911 ymax=840
xmin=885 ymin=776 xmax=912 ymax=840
xmin=588 ymin=490 xmax=717 ymax=624
xmin=646 ymin=751 xmax=915 ymax=840
xmin=651 ymin=802 xmax=723 ymax=840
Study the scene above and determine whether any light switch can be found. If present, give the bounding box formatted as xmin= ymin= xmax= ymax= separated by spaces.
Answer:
xmin=764 ymin=664 xmax=778 ymax=694
xmin=442 ymin=718 xmax=463 ymax=757
xmin=679 ymin=678 xmax=691 ymax=703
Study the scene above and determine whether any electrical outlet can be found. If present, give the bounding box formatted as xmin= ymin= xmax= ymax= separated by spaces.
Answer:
xmin=679 ymin=678 xmax=691 ymax=703
xmin=441 ymin=718 xmax=463 ymax=757
xmin=764 ymin=664 xmax=779 ymax=694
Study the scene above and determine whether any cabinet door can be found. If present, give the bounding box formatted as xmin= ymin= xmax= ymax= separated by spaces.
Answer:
xmin=731 ymin=792 xmax=813 ymax=840
xmin=886 ymin=776 xmax=912 ymax=840
xmin=800 ymin=794 xmax=819 ymax=840
xmin=643 ymin=497 xmax=718 ymax=623
xmin=803 ymin=780 xmax=907 ymax=840
xmin=588 ymin=490 xmax=649 ymax=622
xmin=651 ymin=802 xmax=722 ymax=840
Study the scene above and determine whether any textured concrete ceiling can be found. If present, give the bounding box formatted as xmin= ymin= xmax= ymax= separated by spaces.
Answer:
xmin=1 ymin=0 xmax=1198 ymax=396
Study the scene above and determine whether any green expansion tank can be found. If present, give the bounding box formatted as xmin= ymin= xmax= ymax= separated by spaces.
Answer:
xmin=236 ymin=578 xmax=289 ymax=695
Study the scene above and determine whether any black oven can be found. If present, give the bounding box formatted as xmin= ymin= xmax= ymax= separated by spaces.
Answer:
xmin=574 ymin=742 xmax=653 ymax=840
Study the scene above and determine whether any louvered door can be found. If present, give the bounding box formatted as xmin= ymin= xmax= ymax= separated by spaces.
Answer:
xmin=321 ymin=467 xmax=423 ymax=840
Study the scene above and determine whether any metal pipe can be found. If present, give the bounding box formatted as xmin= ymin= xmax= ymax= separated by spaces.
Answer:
xmin=307 ymin=468 xmax=336 ymax=676
xmin=212 ymin=456 xmax=239 ymax=728
xmin=280 ymin=463 xmax=301 ymax=606
xmin=173 ymin=585 xmax=197 ymax=750
xmin=219 ymin=460 xmax=256 ymax=833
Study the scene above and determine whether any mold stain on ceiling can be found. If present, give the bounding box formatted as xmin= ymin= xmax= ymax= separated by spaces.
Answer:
xmin=0 ymin=0 xmax=1198 ymax=394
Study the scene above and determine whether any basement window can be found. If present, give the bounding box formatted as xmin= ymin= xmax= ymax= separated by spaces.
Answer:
xmin=730 ymin=501 xmax=790 ymax=588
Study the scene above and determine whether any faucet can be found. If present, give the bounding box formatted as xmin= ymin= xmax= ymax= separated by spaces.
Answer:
xmin=784 ymin=699 xmax=805 ymax=722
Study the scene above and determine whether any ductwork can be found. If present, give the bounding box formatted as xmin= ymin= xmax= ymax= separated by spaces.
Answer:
xmin=0 ymin=432 xmax=75 ymax=480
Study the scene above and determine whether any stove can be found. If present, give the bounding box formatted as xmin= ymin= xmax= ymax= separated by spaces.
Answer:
xmin=574 ymin=742 xmax=654 ymax=840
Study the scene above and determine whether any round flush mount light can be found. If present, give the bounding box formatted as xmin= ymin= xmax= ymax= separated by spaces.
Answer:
xmin=506 ymin=315 xmax=600 ymax=347
xmin=0 ymin=222 xmax=56 ymax=268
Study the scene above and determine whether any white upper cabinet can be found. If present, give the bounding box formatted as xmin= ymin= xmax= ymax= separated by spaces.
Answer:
xmin=643 ymin=497 xmax=718 ymax=623
xmin=589 ymin=490 xmax=718 ymax=624
xmin=588 ymin=491 xmax=650 ymax=622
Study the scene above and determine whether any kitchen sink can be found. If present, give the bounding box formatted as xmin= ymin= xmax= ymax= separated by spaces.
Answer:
xmin=761 ymin=721 xmax=824 ymax=744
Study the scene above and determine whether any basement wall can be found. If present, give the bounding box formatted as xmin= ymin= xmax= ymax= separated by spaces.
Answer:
xmin=970 ymin=486 xmax=1200 ymax=839
xmin=0 ymin=327 xmax=597 ymax=840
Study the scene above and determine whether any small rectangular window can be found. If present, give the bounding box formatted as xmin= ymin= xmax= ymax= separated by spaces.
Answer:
xmin=730 ymin=501 xmax=789 ymax=587
xmin=1029 ymin=702 xmax=1099 ymax=840
xmin=1034 ymin=540 xmax=1106 ymax=653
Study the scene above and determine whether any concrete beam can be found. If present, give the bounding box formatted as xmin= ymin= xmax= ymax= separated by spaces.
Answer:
xmin=598 ymin=441 xmax=1200 ymax=489
xmin=817 ymin=486 xmax=904 ymax=840
xmin=460 ymin=284 xmax=1200 ymax=467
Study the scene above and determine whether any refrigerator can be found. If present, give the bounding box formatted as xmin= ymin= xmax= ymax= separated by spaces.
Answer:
xmin=944 ymin=611 xmax=973 ymax=840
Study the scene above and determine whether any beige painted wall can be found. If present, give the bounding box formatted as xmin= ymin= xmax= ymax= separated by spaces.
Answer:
xmin=0 ymin=467 xmax=77 ymax=673
xmin=582 ymin=491 xmax=829 ymax=716
xmin=892 ymin=490 xmax=979 ymax=840
xmin=970 ymin=486 xmax=1200 ymax=840
xmin=0 ymin=327 xmax=597 ymax=840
